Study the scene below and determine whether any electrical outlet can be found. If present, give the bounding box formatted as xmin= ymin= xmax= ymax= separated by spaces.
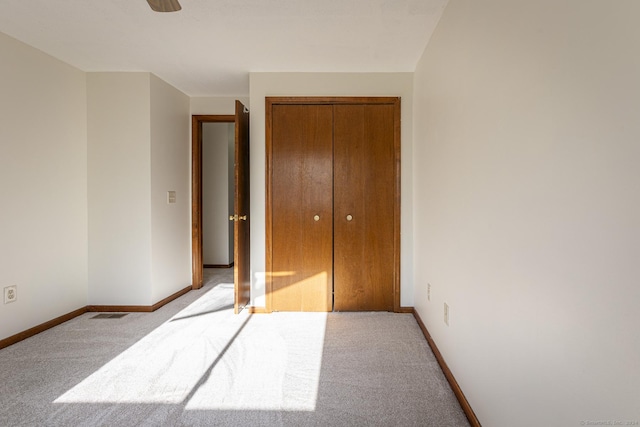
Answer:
xmin=4 ymin=285 xmax=17 ymax=304
xmin=444 ymin=302 xmax=449 ymax=326
xmin=427 ymin=283 xmax=431 ymax=301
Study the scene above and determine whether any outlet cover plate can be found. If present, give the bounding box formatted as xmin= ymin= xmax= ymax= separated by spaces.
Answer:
xmin=167 ymin=191 xmax=177 ymax=204
xmin=444 ymin=302 xmax=449 ymax=326
xmin=4 ymin=285 xmax=17 ymax=304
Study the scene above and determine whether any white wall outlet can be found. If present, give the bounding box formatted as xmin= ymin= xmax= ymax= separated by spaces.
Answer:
xmin=444 ymin=302 xmax=449 ymax=326
xmin=427 ymin=283 xmax=431 ymax=301
xmin=167 ymin=191 xmax=177 ymax=204
xmin=4 ymin=285 xmax=17 ymax=304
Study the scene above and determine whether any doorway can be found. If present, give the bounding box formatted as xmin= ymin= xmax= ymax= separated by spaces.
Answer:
xmin=202 ymin=122 xmax=235 ymax=269
xmin=192 ymin=101 xmax=250 ymax=314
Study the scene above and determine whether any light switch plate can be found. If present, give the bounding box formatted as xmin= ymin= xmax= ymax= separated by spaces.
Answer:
xmin=167 ymin=191 xmax=177 ymax=204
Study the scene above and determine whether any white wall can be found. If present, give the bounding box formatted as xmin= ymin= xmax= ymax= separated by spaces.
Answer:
xmin=190 ymin=97 xmax=249 ymax=116
xmin=0 ymin=32 xmax=88 ymax=340
xmin=249 ymin=73 xmax=414 ymax=307
xmin=202 ymin=123 xmax=233 ymax=265
xmin=413 ymin=1 xmax=640 ymax=425
xmin=88 ymin=72 xmax=192 ymax=306
xmin=87 ymin=73 xmax=152 ymax=305
xmin=149 ymin=74 xmax=191 ymax=303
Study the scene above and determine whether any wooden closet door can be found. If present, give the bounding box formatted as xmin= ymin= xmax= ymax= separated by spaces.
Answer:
xmin=270 ymin=105 xmax=334 ymax=312
xmin=333 ymin=104 xmax=395 ymax=311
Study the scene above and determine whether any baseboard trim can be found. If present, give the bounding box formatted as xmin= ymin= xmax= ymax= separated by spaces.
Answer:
xmin=2 ymin=286 xmax=193 ymax=350
xmin=411 ymin=308 xmax=482 ymax=427
xmin=87 ymin=285 xmax=192 ymax=313
xmin=87 ymin=305 xmax=154 ymax=312
xmin=250 ymin=306 xmax=413 ymax=314
xmin=203 ymin=263 xmax=234 ymax=268
xmin=152 ymin=286 xmax=192 ymax=311
xmin=0 ymin=307 xmax=88 ymax=350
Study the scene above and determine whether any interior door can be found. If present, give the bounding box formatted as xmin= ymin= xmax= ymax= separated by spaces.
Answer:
xmin=233 ymin=100 xmax=251 ymax=313
xmin=270 ymin=104 xmax=334 ymax=312
xmin=333 ymin=104 xmax=395 ymax=311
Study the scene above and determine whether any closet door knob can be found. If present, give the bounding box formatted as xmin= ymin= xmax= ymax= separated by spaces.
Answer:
xmin=314 ymin=215 xmax=320 ymax=221
xmin=346 ymin=214 xmax=353 ymax=221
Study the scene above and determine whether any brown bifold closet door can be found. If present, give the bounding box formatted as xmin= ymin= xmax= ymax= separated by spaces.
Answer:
xmin=270 ymin=104 xmax=334 ymax=312
xmin=333 ymin=104 xmax=395 ymax=311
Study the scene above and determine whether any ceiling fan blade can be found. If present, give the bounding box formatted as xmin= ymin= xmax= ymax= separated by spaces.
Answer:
xmin=147 ymin=0 xmax=182 ymax=12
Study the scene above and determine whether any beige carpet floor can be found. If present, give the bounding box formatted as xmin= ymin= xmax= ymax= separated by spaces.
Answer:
xmin=0 ymin=268 xmax=469 ymax=426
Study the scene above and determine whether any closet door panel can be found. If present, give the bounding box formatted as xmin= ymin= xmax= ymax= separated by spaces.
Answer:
xmin=333 ymin=104 xmax=395 ymax=311
xmin=271 ymin=105 xmax=334 ymax=312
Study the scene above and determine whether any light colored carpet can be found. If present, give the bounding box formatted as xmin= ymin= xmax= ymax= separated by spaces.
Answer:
xmin=0 ymin=269 xmax=470 ymax=426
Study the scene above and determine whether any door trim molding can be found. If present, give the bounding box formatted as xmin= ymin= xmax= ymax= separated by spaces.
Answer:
xmin=265 ymin=96 xmax=402 ymax=312
xmin=191 ymin=115 xmax=234 ymax=290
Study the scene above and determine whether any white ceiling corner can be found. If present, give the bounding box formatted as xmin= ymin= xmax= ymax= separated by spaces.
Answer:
xmin=0 ymin=0 xmax=448 ymax=96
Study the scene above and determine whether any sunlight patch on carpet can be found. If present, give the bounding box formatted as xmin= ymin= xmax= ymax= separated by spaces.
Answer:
xmin=185 ymin=312 xmax=327 ymax=411
xmin=54 ymin=283 xmax=242 ymax=405
xmin=54 ymin=283 xmax=327 ymax=412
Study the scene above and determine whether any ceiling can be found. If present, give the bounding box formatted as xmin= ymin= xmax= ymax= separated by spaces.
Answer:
xmin=0 ymin=0 xmax=448 ymax=97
